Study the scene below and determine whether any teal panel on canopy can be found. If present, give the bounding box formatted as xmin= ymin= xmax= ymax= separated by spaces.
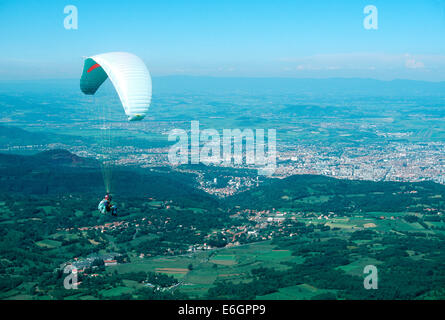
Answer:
xmin=80 ymin=58 xmax=108 ymax=95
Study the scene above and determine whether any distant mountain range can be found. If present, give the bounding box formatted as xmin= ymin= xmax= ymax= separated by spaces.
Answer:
xmin=2 ymin=77 xmax=445 ymax=97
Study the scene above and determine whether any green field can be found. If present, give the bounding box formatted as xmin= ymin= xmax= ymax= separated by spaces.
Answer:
xmin=35 ymin=239 xmax=62 ymax=249
xmin=108 ymin=241 xmax=307 ymax=298
xmin=256 ymin=284 xmax=338 ymax=300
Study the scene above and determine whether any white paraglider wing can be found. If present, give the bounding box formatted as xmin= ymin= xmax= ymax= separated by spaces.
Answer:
xmin=80 ymin=52 xmax=152 ymax=121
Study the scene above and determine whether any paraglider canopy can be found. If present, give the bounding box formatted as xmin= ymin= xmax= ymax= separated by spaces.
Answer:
xmin=80 ymin=52 xmax=152 ymax=121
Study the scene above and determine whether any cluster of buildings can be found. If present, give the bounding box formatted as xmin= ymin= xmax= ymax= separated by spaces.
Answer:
xmin=277 ymin=141 xmax=444 ymax=185
xmin=4 ymin=127 xmax=443 ymax=200
xmin=64 ymin=252 xmax=121 ymax=273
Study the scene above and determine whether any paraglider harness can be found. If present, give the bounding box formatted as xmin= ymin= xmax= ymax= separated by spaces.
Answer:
xmin=98 ymin=194 xmax=117 ymax=216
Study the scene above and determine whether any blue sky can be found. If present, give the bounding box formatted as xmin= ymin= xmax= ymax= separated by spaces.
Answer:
xmin=1 ymin=0 xmax=445 ymax=80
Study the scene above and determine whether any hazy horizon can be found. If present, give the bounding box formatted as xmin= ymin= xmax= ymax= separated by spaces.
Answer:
xmin=2 ymin=1 xmax=445 ymax=81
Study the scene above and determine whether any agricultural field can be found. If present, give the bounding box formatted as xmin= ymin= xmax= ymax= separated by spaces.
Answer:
xmin=103 ymin=241 xmax=305 ymax=298
xmin=256 ymin=284 xmax=338 ymax=300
